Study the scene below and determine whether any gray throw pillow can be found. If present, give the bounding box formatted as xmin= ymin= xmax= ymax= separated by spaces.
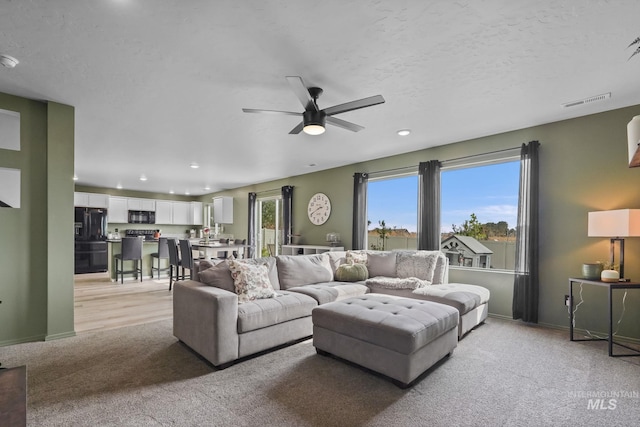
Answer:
xmin=239 ymin=256 xmax=281 ymax=290
xmin=198 ymin=261 xmax=235 ymax=293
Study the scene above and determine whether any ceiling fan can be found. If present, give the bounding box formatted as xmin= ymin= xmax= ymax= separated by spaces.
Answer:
xmin=242 ymin=76 xmax=385 ymax=135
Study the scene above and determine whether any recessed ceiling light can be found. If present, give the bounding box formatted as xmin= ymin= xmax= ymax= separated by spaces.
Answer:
xmin=139 ymin=174 xmax=147 ymax=181
xmin=169 ymin=190 xmax=175 ymax=194
xmin=116 ymin=183 xmax=123 ymax=189
xmin=190 ymin=162 xmax=199 ymax=169
xmin=203 ymin=186 xmax=211 ymax=191
xmin=0 ymin=54 xmax=19 ymax=68
xmin=73 ymin=174 xmax=78 ymax=181
xmin=185 ymin=191 xmax=190 ymax=195
xmin=397 ymin=129 xmax=411 ymax=136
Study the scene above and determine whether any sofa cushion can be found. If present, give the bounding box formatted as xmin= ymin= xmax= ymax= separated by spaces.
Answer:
xmin=366 ymin=251 xmax=397 ymax=277
xmin=411 ymin=283 xmax=490 ymax=314
xmin=288 ymin=282 xmax=369 ymax=305
xmin=335 ymin=262 xmax=369 ymax=282
xmin=228 ymin=260 xmax=278 ymax=303
xmin=326 ymin=251 xmax=347 ymax=273
xmin=240 ymin=256 xmax=281 ymax=290
xmin=237 ymin=291 xmax=317 ymax=333
xmin=346 ymin=250 xmax=368 ymax=264
xmin=198 ymin=260 xmax=235 ymax=292
xmin=276 ymin=254 xmax=333 ymax=289
xmin=432 ymin=253 xmax=448 ymax=285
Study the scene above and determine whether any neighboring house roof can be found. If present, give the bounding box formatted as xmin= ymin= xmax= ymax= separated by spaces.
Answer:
xmin=442 ymin=235 xmax=493 ymax=255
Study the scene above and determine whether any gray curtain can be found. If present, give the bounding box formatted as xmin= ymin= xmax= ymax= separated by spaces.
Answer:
xmin=281 ymin=186 xmax=293 ymax=245
xmin=512 ymin=141 xmax=540 ymax=323
xmin=417 ymin=160 xmax=441 ymax=250
xmin=247 ymin=192 xmax=257 ymax=258
xmin=352 ymin=173 xmax=368 ymax=250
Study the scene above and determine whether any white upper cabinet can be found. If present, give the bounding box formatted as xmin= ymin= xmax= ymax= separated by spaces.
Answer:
xmin=108 ymin=197 xmax=128 ymax=223
xmin=213 ymin=197 xmax=233 ymax=224
xmin=190 ymin=202 xmax=203 ymax=225
xmin=155 ymin=200 xmax=173 ymax=224
xmin=74 ymin=192 xmax=109 ymax=208
xmin=127 ymin=198 xmax=155 ymax=211
xmin=171 ymin=201 xmax=191 ymax=225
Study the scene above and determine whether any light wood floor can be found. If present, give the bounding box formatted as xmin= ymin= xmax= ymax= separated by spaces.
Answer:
xmin=74 ymin=272 xmax=174 ymax=333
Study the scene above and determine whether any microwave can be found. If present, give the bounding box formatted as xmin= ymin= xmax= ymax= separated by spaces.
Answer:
xmin=128 ymin=210 xmax=155 ymax=224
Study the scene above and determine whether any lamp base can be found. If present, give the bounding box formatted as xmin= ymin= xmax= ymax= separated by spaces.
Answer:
xmin=601 ymin=269 xmax=620 ymax=283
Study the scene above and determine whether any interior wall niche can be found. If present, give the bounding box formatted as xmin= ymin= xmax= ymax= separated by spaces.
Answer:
xmin=0 ymin=167 xmax=20 ymax=208
xmin=0 ymin=108 xmax=20 ymax=151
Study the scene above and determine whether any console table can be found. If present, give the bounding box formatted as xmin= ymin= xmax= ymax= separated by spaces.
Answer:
xmin=568 ymin=277 xmax=640 ymax=357
xmin=281 ymin=245 xmax=344 ymax=256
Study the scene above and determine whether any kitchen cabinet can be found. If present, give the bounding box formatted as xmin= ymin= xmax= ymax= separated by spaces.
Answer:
xmin=172 ymin=201 xmax=191 ymax=225
xmin=127 ymin=198 xmax=155 ymax=211
xmin=190 ymin=202 xmax=203 ymax=225
xmin=213 ymin=197 xmax=233 ymax=224
xmin=108 ymin=197 xmax=128 ymax=223
xmin=155 ymin=200 xmax=173 ymax=224
xmin=74 ymin=192 xmax=109 ymax=208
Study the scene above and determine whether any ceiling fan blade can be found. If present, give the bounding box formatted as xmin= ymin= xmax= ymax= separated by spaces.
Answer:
xmin=286 ymin=76 xmax=318 ymax=112
xmin=322 ymin=95 xmax=385 ymax=116
xmin=242 ymin=108 xmax=301 ymax=116
xmin=326 ymin=116 xmax=364 ymax=132
xmin=289 ymin=121 xmax=304 ymax=134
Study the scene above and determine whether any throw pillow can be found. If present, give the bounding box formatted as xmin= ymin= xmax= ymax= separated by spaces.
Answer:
xmin=228 ymin=260 xmax=277 ymax=303
xmin=366 ymin=251 xmax=397 ymax=278
xmin=346 ymin=250 xmax=367 ymax=265
xmin=395 ymin=251 xmax=440 ymax=282
xmin=198 ymin=261 xmax=235 ymax=293
xmin=335 ymin=262 xmax=369 ymax=282
xmin=240 ymin=256 xmax=281 ymax=290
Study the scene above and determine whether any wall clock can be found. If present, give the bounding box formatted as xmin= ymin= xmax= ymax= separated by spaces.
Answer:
xmin=307 ymin=193 xmax=331 ymax=225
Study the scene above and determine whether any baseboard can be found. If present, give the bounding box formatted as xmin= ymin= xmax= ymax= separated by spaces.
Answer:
xmin=0 ymin=334 xmax=47 ymax=347
xmin=45 ymin=331 xmax=76 ymax=341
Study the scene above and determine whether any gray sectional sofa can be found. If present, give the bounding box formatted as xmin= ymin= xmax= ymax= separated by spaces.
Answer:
xmin=173 ymin=250 xmax=489 ymax=368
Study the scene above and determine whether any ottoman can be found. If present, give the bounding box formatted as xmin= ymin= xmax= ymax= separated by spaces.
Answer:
xmin=312 ymin=294 xmax=459 ymax=388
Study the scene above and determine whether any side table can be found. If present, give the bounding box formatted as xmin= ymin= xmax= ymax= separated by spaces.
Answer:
xmin=569 ymin=277 xmax=640 ymax=357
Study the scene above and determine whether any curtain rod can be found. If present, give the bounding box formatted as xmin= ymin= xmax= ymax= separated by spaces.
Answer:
xmin=367 ymin=146 xmax=521 ymax=176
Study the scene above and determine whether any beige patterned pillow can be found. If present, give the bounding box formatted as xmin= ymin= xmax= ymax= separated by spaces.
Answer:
xmin=228 ymin=260 xmax=277 ymax=303
xmin=346 ymin=250 xmax=367 ymax=265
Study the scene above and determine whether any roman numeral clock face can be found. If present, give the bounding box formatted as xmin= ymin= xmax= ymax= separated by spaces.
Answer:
xmin=307 ymin=193 xmax=331 ymax=225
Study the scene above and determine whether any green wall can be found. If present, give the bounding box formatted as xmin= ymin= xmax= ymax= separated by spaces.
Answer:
xmin=206 ymin=104 xmax=640 ymax=341
xmin=0 ymin=93 xmax=75 ymax=345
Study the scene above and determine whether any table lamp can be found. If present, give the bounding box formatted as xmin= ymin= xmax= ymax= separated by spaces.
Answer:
xmin=588 ymin=209 xmax=640 ymax=280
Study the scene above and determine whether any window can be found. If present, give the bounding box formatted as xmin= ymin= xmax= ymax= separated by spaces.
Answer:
xmin=367 ymin=174 xmax=418 ymax=251
xmin=441 ymin=160 xmax=519 ymax=270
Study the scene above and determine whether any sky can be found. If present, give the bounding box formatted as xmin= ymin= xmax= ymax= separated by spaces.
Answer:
xmin=367 ymin=161 xmax=520 ymax=233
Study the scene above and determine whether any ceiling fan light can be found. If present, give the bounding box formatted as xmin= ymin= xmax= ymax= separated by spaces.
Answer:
xmin=302 ymin=110 xmax=326 ymax=135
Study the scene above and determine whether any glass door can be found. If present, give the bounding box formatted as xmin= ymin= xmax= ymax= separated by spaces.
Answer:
xmin=257 ymin=196 xmax=283 ymax=257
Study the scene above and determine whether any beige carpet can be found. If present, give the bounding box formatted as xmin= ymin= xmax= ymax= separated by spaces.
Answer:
xmin=1 ymin=317 xmax=639 ymax=426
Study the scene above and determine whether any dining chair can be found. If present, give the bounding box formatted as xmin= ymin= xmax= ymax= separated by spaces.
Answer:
xmin=179 ymin=239 xmax=198 ymax=280
xmin=218 ymin=238 xmax=229 ymax=259
xmin=233 ymin=238 xmax=247 ymax=259
xmin=114 ymin=236 xmax=143 ymax=284
xmin=150 ymin=237 xmax=170 ymax=279
xmin=167 ymin=238 xmax=182 ymax=290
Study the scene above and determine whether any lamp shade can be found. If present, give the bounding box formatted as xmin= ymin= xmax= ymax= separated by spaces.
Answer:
xmin=628 ymin=115 xmax=640 ymax=167
xmin=588 ymin=209 xmax=640 ymax=237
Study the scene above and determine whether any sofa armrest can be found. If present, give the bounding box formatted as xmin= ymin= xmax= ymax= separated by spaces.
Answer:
xmin=173 ymin=279 xmax=239 ymax=367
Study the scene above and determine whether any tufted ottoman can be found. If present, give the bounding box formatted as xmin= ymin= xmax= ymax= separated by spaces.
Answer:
xmin=312 ymin=294 xmax=459 ymax=388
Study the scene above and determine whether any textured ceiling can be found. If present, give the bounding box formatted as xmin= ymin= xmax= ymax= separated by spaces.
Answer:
xmin=1 ymin=0 xmax=639 ymax=195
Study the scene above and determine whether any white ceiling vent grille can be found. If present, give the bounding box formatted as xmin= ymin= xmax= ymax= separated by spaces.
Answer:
xmin=562 ymin=92 xmax=611 ymax=108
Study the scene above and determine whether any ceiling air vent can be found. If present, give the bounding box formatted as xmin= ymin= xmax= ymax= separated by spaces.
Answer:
xmin=562 ymin=92 xmax=611 ymax=108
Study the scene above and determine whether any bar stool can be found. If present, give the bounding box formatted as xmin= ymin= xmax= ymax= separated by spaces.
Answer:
xmin=167 ymin=238 xmax=182 ymax=291
xmin=233 ymin=238 xmax=247 ymax=259
xmin=179 ymin=239 xmax=199 ymax=280
xmin=114 ymin=236 xmax=143 ymax=284
xmin=151 ymin=237 xmax=170 ymax=278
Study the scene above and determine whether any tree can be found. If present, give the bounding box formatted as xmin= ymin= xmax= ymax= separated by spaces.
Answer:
xmin=261 ymin=201 xmax=276 ymax=229
xmin=452 ymin=213 xmax=487 ymax=240
xmin=370 ymin=220 xmax=391 ymax=250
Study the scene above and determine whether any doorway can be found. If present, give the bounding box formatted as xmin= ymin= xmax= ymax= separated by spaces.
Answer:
xmin=257 ymin=196 xmax=283 ymax=257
